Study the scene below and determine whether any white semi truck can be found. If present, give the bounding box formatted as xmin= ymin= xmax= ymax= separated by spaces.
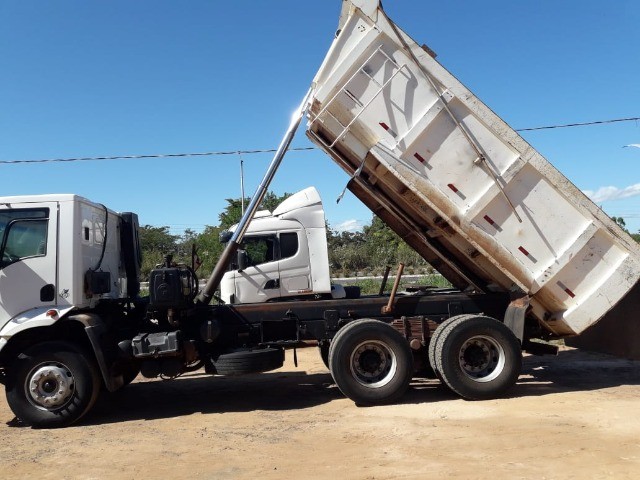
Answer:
xmin=219 ymin=187 xmax=334 ymax=305
xmin=1 ymin=0 xmax=639 ymax=427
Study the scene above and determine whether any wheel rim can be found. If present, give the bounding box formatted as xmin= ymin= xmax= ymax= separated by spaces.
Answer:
xmin=25 ymin=362 xmax=75 ymax=410
xmin=349 ymin=340 xmax=397 ymax=388
xmin=458 ymin=335 xmax=505 ymax=382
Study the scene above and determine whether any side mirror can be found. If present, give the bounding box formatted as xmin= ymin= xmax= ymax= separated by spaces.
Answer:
xmin=237 ymin=250 xmax=248 ymax=272
xmin=219 ymin=230 xmax=233 ymax=243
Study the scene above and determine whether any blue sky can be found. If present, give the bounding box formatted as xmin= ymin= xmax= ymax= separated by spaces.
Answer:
xmin=1 ymin=0 xmax=639 ymax=235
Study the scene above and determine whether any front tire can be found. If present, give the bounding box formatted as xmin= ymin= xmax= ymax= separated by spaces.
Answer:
xmin=434 ymin=316 xmax=521 ymax=400
xmin=329 ymin=319 xmax=413 ymax=405
xmin=6 ymin=342 xmax=101 ymax=428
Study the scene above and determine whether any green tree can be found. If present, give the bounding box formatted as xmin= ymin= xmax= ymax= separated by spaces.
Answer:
xmin=326 ymin=215 xmax=431 ymax=276
xmin=139 ymin=225 xmax=179 ymax=252
xmin=610 ymin=216 xmax=640 ymax=243
xmin=363 ymin=216 xmax=401 ymax=269
xmin=192 ymin=225 xmax=225 ymax=277
xmin=218 ymin=191 xmax=292 ymax=230
xmin=612 ymin=216 xmax=628 ymax=232
xmin=138 ymin=225 xmax=180 ymax=279
xmin=193 ymin=191 xmax=293 ymax=277
xmin=218 ymin=197 xmax=250 ymax=230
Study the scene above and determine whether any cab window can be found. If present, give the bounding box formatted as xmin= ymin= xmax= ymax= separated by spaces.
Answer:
xmin=0 ymin=209 xmax=49 ymax=267
xmin=279 ymin=232 xmax=299 ymax=259
xmin=243 ymin=235 xmax=276 ymax=266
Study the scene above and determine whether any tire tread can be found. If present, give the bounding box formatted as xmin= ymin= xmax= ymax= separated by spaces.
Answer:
xmin=434 ymin=316 xmax=521 ymax=400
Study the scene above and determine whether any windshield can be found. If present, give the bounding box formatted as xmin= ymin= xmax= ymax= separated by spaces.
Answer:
xmin=0 ymin=209 xmax=48 ymax=238
xmin=1 ymin=209 xmax=49 ymax=266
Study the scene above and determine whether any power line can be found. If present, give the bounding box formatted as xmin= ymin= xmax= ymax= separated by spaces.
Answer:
xmin=516 ymin=116 xmax=640 ymax=132
xmin=1 ymin=116 xmax=638 ymax=165
xmin=0 ymin=147 xmax=315 ymax=165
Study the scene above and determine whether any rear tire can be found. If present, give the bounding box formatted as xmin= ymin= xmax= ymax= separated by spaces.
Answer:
xmin=434 ymin=316 xmax=521 ymax=400
xmin=329 ymin=319 xmax=413 ymax=405
xmin=428 ymin=314 xmax=477 ymax=383
xmin=6 ymin=342 xmax=101 ymax=428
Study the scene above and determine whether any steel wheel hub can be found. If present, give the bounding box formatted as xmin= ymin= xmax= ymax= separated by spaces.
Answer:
xmin=27 ymin=364 xmax=75 ymax=409
xmin=458 ymin=335 xmax=505 ymax=382
xmin=350 ymin=341 xmax=397 ymax=388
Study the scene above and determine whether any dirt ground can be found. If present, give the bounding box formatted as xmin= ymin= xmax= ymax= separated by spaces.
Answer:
xmin=2 ymin=346 xmax=640 ymax=480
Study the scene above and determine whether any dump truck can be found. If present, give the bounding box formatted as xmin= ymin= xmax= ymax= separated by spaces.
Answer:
xmin=1 ymin=0 xmax=638 ymax=427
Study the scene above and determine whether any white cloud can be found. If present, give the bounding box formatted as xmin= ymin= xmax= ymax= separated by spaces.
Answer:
xmin=583 ymin=183 xmax=640 ymax=203
xmin=334 ymin=219 xmax=364 ymax=232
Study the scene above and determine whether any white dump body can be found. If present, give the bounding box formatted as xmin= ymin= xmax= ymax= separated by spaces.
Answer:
xmin=306 ymin=0 xmax=640 ymax=336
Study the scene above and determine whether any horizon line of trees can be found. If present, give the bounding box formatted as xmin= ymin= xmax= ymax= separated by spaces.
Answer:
xmin=138 ymin=191 xmax=433 ymax=281
xmin=138 ymin=193 xmax=640 ymax=281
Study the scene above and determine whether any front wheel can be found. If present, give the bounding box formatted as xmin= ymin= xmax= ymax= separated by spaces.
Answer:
xmin=434 ymin=316 xmax=522 ymax=400
xmin=6 ymin=342 xmax=101 ymax=428
xmin=329 ymin=319 xmax=413 ymax=405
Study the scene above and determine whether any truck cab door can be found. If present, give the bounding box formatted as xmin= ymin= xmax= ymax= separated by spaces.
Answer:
xmin=233 ymin=234 xmax=282 ymax=303
xmin=277 ymin=231 xmax=312 ymax=297
xmin=0 ymin=203 xmax=58 ymax=328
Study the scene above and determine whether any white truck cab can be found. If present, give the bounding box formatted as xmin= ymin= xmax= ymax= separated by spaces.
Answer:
xmin=220 ymin=187 xmax=332 ymax=304
xmin=0 ymin=194 xmax=140 ymax=346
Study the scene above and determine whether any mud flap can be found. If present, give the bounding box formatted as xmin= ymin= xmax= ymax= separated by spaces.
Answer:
xmin=503 ymin=296 xmax=530 ymax=343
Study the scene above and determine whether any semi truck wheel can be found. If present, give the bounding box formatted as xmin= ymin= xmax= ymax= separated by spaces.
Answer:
xmin=6 ymin=342 xmax=101 ymax=428
xmin=212 ymin=347 xmax=284 ymax=375
xmin=434 ymin=316 xmax=521 ymax=400
xmin=328 ymin=319 xmax=413 ymax=405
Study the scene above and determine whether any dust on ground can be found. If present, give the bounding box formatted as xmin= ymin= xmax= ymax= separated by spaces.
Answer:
xmin=2 ymin=346 xmax=640 ymax=479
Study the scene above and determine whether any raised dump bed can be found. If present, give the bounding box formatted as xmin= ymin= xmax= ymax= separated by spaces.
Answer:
xmin=306 ymin=0 xmax=640 ymax=339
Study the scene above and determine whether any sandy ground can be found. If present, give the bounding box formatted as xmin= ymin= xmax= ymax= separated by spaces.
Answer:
xmin=2 ymin=346 xmax=640 ymax=480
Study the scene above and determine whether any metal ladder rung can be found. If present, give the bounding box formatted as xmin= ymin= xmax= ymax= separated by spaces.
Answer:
xmin=343 ymin=89 xmax=364 ymax=108
xmin=308 ymin=44 xmax=408 ymax=150
xmin=360 ymin=66 xmax=382 ymax=89
xmin=326 ymin=64 xmax=408 ymax=148
xmin=309 ymin=45 xmax=397 ymax=127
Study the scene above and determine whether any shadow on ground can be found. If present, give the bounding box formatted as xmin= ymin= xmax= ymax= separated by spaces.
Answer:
xmin=82 ymin=370 xmax=342 ymax=426
xmin=405 ymin=348 xmax=640 ymax=404
xmin=9 ymin=348 xmax=640 ymax=427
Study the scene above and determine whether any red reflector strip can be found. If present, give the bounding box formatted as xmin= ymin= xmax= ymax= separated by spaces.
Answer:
xmin=447 ymin=183 xmax=459 ymax=193
xmin=557 ymin=281 xmax=576 ymax=298
xmin=518 ymin=246 xmax=530 ymax=256
xmin=483 ymin=215 xmax=496 ymax=226
xmin=414 ymin=152 xmax=426 ymax=163
xmin=380 ymin=122 xmax=398 ymax=137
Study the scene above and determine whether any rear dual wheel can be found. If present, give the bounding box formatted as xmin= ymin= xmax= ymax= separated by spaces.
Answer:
xmin=433 ymin=315 xmax=522 ymax=400
xmin=428 ymin=314 xmax=478 ymax=381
